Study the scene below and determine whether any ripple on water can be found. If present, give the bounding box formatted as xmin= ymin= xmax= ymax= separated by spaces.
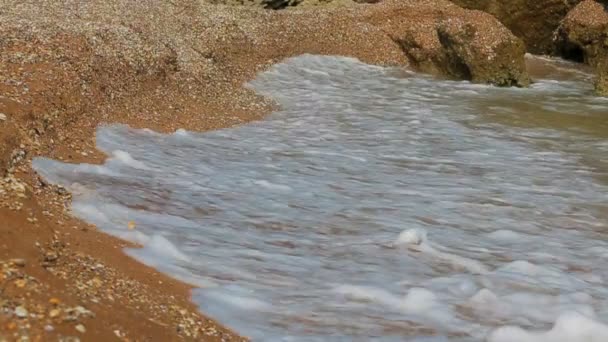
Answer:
xmin=33 ymin=55 xmax=608 ymax=341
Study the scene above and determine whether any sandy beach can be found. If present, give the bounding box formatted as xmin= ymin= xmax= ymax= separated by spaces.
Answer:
xmin=1 ymin=0 xmax=602 ymax=340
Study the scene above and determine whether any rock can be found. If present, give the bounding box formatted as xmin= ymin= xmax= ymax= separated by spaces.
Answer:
xmin=10 ymin=259 xmax=26 ymax=267
xmin=14 ymin=306 xmax=28 ymax=318
xmin=201 ymin=0 xmax=529 ymax=87
xmin=557 ymin=0 xmax=608 ymax=95
xmin=450 ymin=0 xmax=582 ymax=54
xmin=596 ymin=60 xmax=608 ymax=95
xmin=49 ymin=309 xmax=61 ymax=318
xmin=74 ymin=306 xmax=93 ymax=317
xmin=262 ymin=0 xmax=301 ymax=9
xmin=75 ymin=324 xmax=86 ymax=333
xmin=437 ymin=20 xmax=530 ymax=86
xmin=44 ymin=251 xmax=58 ymax=262
xmin=0 ymin=113 xmax=6 ymax=121
xmin=381 ymin=5 xmax=530 ymax=86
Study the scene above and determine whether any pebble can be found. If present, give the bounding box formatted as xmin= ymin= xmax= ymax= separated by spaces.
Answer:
xmin=10 ymin=258 xmax=26 ymax=267
xmin=0 ymin=113 xmax=6 ymax=121
xmin=15 ymin=306 xmax=28 ymax=318
xmin=44 ymin=325 xmax=54 ymax=332
xmin=49 ymin=309 xmax=61 ymax=318
xmin=75 ymin=324 xmax=86 ymax=333
xmin=44 ymin=252 xmax=58 ymax=262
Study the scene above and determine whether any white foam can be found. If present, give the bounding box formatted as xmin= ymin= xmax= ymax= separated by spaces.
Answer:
xmin=469 ymin=288 xmax=596 ymax=324
xmin=252 ymin=180 xmax=293 ymax=192
xmin=31 ymin=55 xmax=608 ymax=340
xmin=396 ymin=228 xmax=428 ymax=246
xmin=486 ymin=229 xmax=524 ymax=241
xmin=489 ymin=311 xmax=608 ymax=342
xmin=397 ymin=229 xmax=490 ymax=274
xmin=111 ymin=150 xmax=150 ymax=170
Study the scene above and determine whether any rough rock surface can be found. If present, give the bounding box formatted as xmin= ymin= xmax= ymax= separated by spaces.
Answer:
xmin=450 ymin=0 xmax=582 ymax=54
xmin=377 ymin=8 xmax=530 ymax=86
xmin=558 ymin=0 xmax=608 ymax=95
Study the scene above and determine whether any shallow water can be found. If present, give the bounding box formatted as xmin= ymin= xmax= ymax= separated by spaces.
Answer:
xmin=34 ymin=55 xmax=608 ymax=341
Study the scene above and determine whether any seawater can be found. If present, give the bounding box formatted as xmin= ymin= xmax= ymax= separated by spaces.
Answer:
xmin=33 ymin=55 xmax=608 ymax=341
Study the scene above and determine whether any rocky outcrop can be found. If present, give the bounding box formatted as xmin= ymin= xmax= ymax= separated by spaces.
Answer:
xmin=196 ymin=0 xmax=530 ymax=86
xmin=558 ymin=0 xmax=608 ymax=95
xmin=371 ymin=2 xmax=530 ymax=86
xmin=450 ymin=0 xmax=582 ymax=54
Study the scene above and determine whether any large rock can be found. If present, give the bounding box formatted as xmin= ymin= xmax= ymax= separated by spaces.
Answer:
xmin=558 ymin=0 xmax=608 ymax=95
xmin=370 ymin=2 xmax=530 ymax=86
xmin=450 ymin=0 xmax=582 ymax=54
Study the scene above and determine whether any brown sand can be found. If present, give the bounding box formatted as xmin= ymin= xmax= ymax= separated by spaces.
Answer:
xmin=0 ymin=0 xmax=525 ymax=340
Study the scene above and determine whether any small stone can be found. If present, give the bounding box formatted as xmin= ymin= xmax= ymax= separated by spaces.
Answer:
xmin=44 ymin=325 xmax=54 ymax=332
xmin=0 ymin=113 xmax=6 ymax=121
xmin=49 ymin=309 xmax=61 ymax=318
xmin=14 ymin=306 xmax=28 ymax=318
xmin=74 ymin=306 xmax=88 ymax=315
xmin=49 ymin=298 xmax=61 ymax=305
xmin=44 ymin=252 xmax=58 ymax=262
xmin=10 ymin=259 xmax=26 ymax=267
xmin=75 ymin=324 xmax=86 ymax=333
xmin=90 ymin=277 xmax=102 ymax=287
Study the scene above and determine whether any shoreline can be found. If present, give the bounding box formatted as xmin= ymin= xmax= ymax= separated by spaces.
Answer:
xmin=0 ymin=47 xmax=266 ymax=342
xmin=0 ymin=0 xmax=595 ymax=340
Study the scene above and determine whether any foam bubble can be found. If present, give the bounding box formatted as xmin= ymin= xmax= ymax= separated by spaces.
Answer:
xmin=396 ymin=228 xmax=428 ymax=246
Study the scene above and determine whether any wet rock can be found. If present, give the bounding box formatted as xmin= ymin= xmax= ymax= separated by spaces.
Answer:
xmin=557 ymin=0 xmax=608 ymax=95
xmin=438 ymin=20 xmax=530 ymax=86
xmin=385 ymin=9 xmax=530 ymax=87
xmin=450 ymin=0 xmax=582 ymax=54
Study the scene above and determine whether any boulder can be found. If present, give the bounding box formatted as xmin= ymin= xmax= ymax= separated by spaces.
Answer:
xmin=450 ymin=0 xmax=582 ymax=54
xmin=558 ymin=0 xmax=608 ymax=95
xmin=372 ymin=2 xmax=530 ymax=86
